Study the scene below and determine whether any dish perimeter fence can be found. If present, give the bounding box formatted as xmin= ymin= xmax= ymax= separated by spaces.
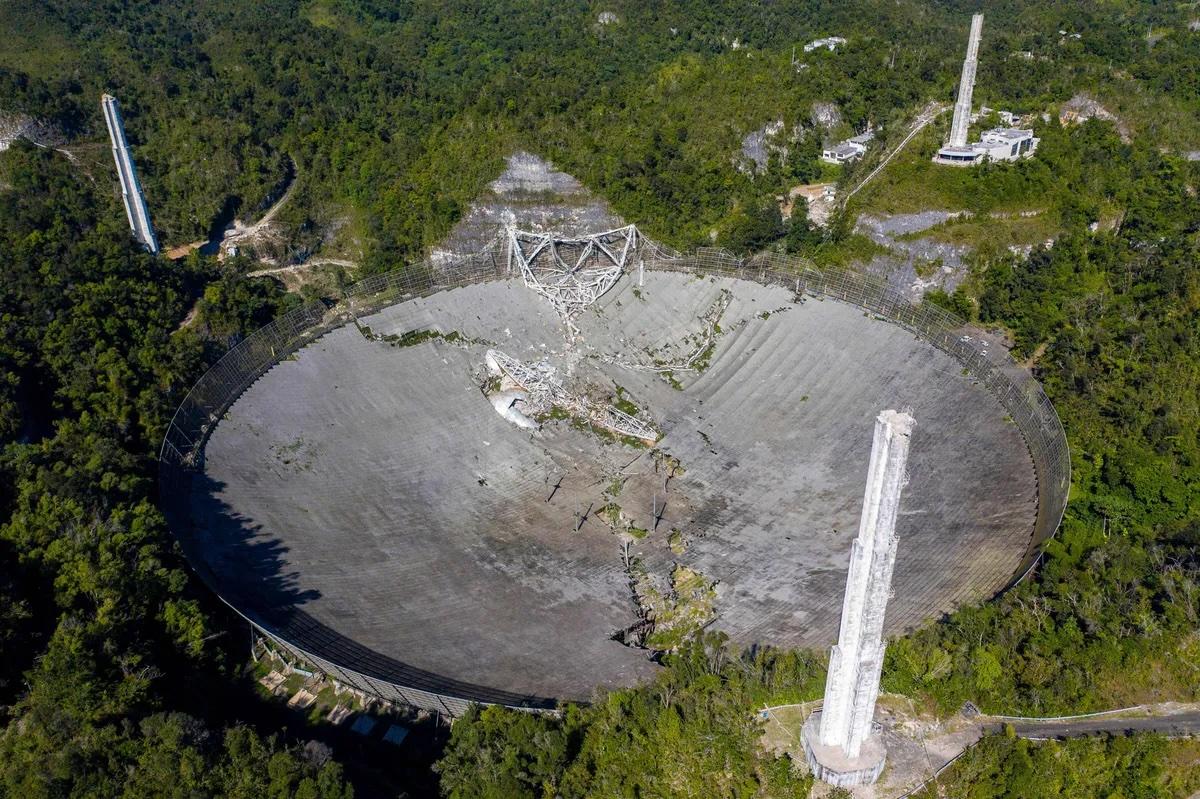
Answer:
xmin=158 ymin=243 xmax=1070 ymax=716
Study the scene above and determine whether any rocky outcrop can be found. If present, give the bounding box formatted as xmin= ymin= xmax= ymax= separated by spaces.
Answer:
xmin=811 ymin=101 xmax=842 ymax=130
xmin=1058 ymin=94 xmax=1130 ymax=142
xmin=431 ymin=151 xmax=624 ymax=262
xmin=0 ymin=111 xmax=63 ymax=152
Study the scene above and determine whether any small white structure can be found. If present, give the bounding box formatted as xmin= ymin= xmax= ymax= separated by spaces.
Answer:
xmin=821 ymin=131 xmax=873 ymax=164
xmin=804 ymin=36 xmax=846 ymax=53
xmin=821 ymin=143 xmax=863 ymax=164
xmin=975 ymin=128 xmax=1039 ymax=160
xmin=802 ymin=410 xmax=914 ymax=787
xmin=489 ymin=390 xmax=539 ymax=430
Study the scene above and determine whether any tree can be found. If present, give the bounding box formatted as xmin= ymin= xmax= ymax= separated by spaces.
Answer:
xmin=923 ymin=287 xmax=973 ymax=319
xmin=786 ymin=133 xmax=823 ymax=185
xmin=0 ymin=141 xmax=354 ymax=798
xmin=784 ymin=202 xmax=822 ymax=255
xmin=719 ymin=202 xmax=785 ymax=254
xmin=437 ymin=636 xmax=819 ymax=799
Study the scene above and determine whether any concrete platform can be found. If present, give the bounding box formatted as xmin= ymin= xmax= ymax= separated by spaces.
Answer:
xmin=188 ymin=271 xmax=1037 ymax=703
xmin=802 ymin=713 xmax=886 ymax=787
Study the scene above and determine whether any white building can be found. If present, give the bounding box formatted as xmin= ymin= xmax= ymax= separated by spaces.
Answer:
xmin=976 ymin=127 xmax=1039 ymax=160
xmin=821 ymin=130 xmax=873 ymax=164
xmin=933 ymin=14 xmax=1040 ymax=167
xmin=936 ymin=128 xmax=1039 ymax=166
xmin=804 ymin=36 xmax=846 ymax=53
xmin=821 ymin=142 xmax=865 ymax=164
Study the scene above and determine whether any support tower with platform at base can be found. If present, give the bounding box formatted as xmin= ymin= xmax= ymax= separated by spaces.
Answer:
xmin=933 ymin=15 xmax=1039 ymax=166
xmin=802 ymin=409 xmax=914 ymax=787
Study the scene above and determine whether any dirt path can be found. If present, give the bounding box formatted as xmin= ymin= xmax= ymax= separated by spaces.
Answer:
xmin=164 ymin=158 xmax=298 ymax=260
xmin=176 ymin=300 xmax=201 ymax=332
xmin=246 ymin=257 xmax=357 ymax=278
xmin=247 ymin=158 xmax=299 ymax=230
xmin=220 ymin=156 xmax=298 ymax=247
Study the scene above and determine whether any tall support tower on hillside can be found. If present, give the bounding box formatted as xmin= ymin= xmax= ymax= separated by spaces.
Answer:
xmin=948 ymin=14 xmax=983 ymax=148
xmin=101 ymin=94 xmax=159 ymax=255
xmin=802 ymin=409 xmax=915 ymax=787
xmin=934 ymin=14 xmax=986 ymax=165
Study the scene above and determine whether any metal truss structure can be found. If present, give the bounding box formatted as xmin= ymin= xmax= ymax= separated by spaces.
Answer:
xmin=507 ymin=224 xmax=639 ymax=318
xmin=485 ymin=349 xmax=659 ymax=443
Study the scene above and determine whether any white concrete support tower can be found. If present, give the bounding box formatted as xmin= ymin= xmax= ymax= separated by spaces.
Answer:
xmin=934 ymin=14 xmax=986 ymax=165
xmin=947 ymin=14 xmax=984 ymax=148
xmin=101 ymin=94 xmax=159 ymax=255
xmin=802 ymin=409 xmax=914 ymax=787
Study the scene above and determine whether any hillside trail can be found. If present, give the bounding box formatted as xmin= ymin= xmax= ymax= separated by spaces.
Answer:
xmin=246 ymin=257 xmax=357 ymax=278
xmin=843 ymin=101 xmax=946 ymax=205
xmin=220 ymin=156 xmax=299 ymax=246
xmin=166 ymin=156 xmax=298 ymax=260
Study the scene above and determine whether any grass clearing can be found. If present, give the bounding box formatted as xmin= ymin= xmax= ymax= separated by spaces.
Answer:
xmin=898 ymin=211 xmax=1060 ymax=250
xmin=851 ymin=124 xmax=1057 ymax=217
xmin=809 ymin=232 xmax=892 ymax=270
xmin=759 ymin=704 xmax=808 ymax=755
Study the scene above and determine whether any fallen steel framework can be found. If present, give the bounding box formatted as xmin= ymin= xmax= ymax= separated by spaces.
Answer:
xmin=484 ymin=349 xmax=659 ymax=443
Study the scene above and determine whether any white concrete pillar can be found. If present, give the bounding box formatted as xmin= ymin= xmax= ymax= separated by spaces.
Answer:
xmin=819 ymin=409 xmax=913 ymax=758
xmin=948 ymin=14 xmax=984 ymax=148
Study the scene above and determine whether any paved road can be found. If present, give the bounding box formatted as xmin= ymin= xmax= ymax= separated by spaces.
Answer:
xmin=988 ymin=712 xmax=1200 ymax=740
xmin=897 ymin=710 xmax=1200 ymax=797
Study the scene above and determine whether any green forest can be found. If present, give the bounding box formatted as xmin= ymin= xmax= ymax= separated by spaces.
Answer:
xmin=1 ymin=0 xmax=1198 ymax=796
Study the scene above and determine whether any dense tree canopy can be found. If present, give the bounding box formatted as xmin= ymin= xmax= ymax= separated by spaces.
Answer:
xmin=436 ymin=636 xmax=822 ymax=799
xmin=914 ymin=731 xmax=1200 ymax=799
xmin=4 ymin=0 xmax=1197 ymax=264
xmin=884 ymin=122 xmax=1200 ymax=716
xmin=1 ymin=0 xmax=1198 ymax=796
xmin=0 ymin=143 xmax=346 ymax=797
